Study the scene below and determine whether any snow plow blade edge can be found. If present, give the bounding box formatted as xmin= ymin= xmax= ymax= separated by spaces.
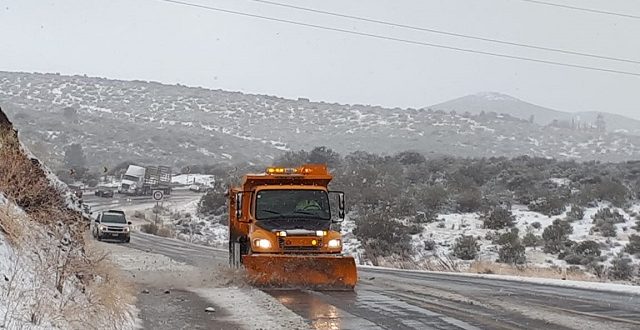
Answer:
xmin=243 ymin=254 xmax=357 ymax=290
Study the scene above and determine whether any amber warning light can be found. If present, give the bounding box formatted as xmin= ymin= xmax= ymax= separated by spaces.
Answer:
xmin=266 ymin=167 xmax=313 ymax=175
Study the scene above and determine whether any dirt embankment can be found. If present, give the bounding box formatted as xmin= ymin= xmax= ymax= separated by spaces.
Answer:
xmin=0 ymin=106 xmax=137 ymax=329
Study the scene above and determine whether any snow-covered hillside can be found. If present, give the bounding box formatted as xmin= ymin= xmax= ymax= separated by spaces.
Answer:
xmin=3 ymin=71 xmax=640 ymax=172
xmin=146 ymin=193 xmax=639 ymax=283
xmin=0 ymin=108 xmax=137 ymax=329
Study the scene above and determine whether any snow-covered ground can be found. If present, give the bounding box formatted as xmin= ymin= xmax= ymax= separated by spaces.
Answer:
xmin=0 ymin=196 xmax=137 ymax=329
xmin=148 ymin=191 xmax=638 ymax=283
xmin=171 ymin=174 xmax=215 ymax=186
xmin=99 ymin=240 xmax=309 ymax=329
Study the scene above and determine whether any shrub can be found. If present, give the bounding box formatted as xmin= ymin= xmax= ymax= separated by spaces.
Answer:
xmin=527 ymin=196 xmax=566 ymax=216
xmin=452 ymin=235 xmax=480 ymax=260
xmin=423 ymin=239 xmax=436 ymax=251
xmin=530 ymin=221 xmax=542 ymax=229
xmin=591 ymin=208 xmax=624 ymax=237
xmin=413 ymin=211 xmax=437 ymax=224
xmin=522 ymin=232 xmax=541 ymax=247
xmin=542 ymin=219 xmax=573 ymax=253
xmin=492 ymin=229 xmax=526 ymax=264
xmin=566 ymin=204 xmax=585 ymax=222
xmin=198 ymin=189 xmax=226 ymax=215
xmin=353 ymin=211 xmax=414 ymax=260
xmin=609 ymin=253 xmax=635 ymax=280
xmin=140 ymin=223 xmax=174 ymax=237
xmin=592 ymin=208 xmax=625 ymax=224
xmin=579 ymin=180 xmax=629 ymax=207
xmin=481 ymin=207 xmax=515 ymax=230
xmin=417 ymin=185 xmax=449 ymax=211
xmin=563 ymin=240 xmax=601 ymax=265
xmin=133 ymin=210 xmax=146 ymax=220
xmin=625 ymin=235 xmax=640 ymax=255
xmin=455 ymin=187 xmax=483 ymax=213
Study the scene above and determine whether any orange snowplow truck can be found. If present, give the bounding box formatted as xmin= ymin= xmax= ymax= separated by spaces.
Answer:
xmin=228 ymin=164 xmax=357 ymax=290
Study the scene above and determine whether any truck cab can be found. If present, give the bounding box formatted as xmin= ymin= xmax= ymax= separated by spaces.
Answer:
xmin=118 ymin=165 xmax=145 ymax=195
xmin=228 ymin=164 xmax=356 ymax=289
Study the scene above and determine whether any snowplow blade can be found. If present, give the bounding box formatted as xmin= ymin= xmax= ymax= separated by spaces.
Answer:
xmin=243 ymin=254 xmax=357 ymax=290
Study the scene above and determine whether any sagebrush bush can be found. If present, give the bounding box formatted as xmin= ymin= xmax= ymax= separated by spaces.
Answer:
xmin=481 ymin=207 xmax=515 ymax=230
xmin=496 ymin=230 xmax=526 ymax=264
xmin=563 ymin=240 xmax=601 ymax=265
xmin=522 ymin=232 xmax=541 ymax=247
xmin=353 ymin=210 xmax=414 ymax=260
xmin=452 ymin=235 xmax=479 ymax=260
xmin=566 ymin=204 xmax=585 ymax=222
xmin=198 ymin=189 xmax=227 ymax=215
xmin=455 ymin=187 xmax=483 ymax=213
xmin=527 ymin=196 xmax=566 ymax=216
xmin=591 ymin=208 xmax=624 ymax=237
xmin=542 ymin=219 xmax=573 ymax=253
xmin=609 ymin=253 xmax=635 ymax=280
xmin=625 ymin=235 xmax=640 ymax=255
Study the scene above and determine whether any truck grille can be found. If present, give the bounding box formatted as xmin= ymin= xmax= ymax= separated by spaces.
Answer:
xmin=106 ymin=226 xmax=125 ymax=232
xmin=278 ymin=237 xmax=322 ymax=250
xmin=121 ymin=183 xmax=130 ymax=190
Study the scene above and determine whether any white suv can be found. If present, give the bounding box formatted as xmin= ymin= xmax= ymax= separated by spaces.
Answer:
xmin=92 ymin=210 xmax=131 ymax=243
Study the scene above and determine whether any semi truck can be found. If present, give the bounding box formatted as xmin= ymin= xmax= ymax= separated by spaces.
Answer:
xmin=118 ymin=165 xmax=172 ymax=196
xmin=228 ymin=164 xmax=357 ymax=290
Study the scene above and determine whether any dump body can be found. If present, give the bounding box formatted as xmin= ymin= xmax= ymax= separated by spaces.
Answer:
xmin=228 ymin=164 xmax=357 ymax=290
xmin=119 ymin=165 xmax=172 ymax=196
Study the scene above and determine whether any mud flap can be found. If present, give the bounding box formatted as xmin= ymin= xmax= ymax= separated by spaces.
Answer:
xmin=243 ymin=254 xmax=357 ymax=290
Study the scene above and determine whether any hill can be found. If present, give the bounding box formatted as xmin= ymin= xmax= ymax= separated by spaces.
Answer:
xmin=431 ymin=92 xmax=640 ymax=135
xmin=2 ymin=71 xmax=640 ymax=172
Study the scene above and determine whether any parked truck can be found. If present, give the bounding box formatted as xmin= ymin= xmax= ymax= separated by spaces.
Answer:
xmin=118 ymin=165 xmax=172 ymax=196
xmin=228 ymin=164 xmax=357 ymax=290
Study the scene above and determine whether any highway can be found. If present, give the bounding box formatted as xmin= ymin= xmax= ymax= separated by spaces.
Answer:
xmin=84 ymin=193 xmax=640 ymax=330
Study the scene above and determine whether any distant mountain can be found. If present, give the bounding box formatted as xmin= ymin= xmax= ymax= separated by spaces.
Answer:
xmin=430 ymin=92 xmax=640 ymax=135
xmin=2 ymin=72 xmax=640 ymax=172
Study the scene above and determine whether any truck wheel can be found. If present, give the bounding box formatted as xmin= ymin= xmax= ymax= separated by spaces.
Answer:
xmin=123 ymin=237 xmax=130 ymax=243
xmin=96 ymin=234 xmax=102 ymax=241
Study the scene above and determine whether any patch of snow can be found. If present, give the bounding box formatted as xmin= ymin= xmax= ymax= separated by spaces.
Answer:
xmin=360 ymin=265 xmax=640 ymax=295
xmin=172 ymin=174 xmax=216 ymax=186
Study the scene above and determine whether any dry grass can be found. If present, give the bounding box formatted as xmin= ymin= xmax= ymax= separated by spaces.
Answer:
xmin=0 ymin=205 xmax=24 ymax=247
xmin=140 ymin=222 xmax=174 ymax=238
xmin=373 ymin=254 xmax=462 ymax=272
xmin=0 ymin=124 xmax=136 ymax=328
xmin=468 ymin=260 xmax=594 ymax=282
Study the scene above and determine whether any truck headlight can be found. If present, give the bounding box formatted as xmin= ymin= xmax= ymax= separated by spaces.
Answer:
xmin=327 ymin=239 xmax=341 ymax=248
xmin=123 ymin=227 xmax=130 ymax=232
xmin=316 ymin=230 xmax=328 ymax=237
xmin=99 ymin=225 xmax=106 ymax=231
xmin=254 ymin=239 xmax=272 ymax=249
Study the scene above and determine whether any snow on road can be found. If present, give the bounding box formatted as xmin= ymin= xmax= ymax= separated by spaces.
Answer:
xmin=99 ymin=241 xmax=309 ymax=330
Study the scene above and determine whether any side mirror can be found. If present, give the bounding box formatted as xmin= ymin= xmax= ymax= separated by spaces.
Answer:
xmin=235 ymin=192 xmax=242 ymax=219
xmin=127 ymin=221 xmax=132 ymax=225
xmin=329 ymin=191 xmax=345 ymax=223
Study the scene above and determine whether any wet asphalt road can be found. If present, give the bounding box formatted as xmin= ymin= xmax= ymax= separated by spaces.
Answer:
xmin=86 ymin=193 xmax=640 ymax=330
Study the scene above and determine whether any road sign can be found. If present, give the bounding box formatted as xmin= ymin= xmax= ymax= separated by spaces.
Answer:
xmin=152 ymin=190 xmax=164 ymax=201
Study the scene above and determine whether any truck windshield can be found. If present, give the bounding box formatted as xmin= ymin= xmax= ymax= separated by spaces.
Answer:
xmin=101 ymin=213 xmax=126 ymax=224
xmin=255 ymin=190 xmax=330 ymax=220
xmin=123 ymin=175 xmax=138 ymax=181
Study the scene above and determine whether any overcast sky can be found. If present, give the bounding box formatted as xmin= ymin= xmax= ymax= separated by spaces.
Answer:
xmin=1 ymin=0 xmax=639 ymax=118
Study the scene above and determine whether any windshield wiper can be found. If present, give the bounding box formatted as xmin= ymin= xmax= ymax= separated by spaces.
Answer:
xmin=292 ymin=210 xmax=317 ymax=216
xmin=259 ymin=209 xmax=287 ymax=220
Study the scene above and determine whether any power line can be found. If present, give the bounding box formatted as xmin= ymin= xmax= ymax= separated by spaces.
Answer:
xmin=153 ymin=0 xmax=640 ymax=77
xmin=251 ymin=0 xmax=640 ymax=65
xmin=508 ymin=0 xmax=640 ymax=20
